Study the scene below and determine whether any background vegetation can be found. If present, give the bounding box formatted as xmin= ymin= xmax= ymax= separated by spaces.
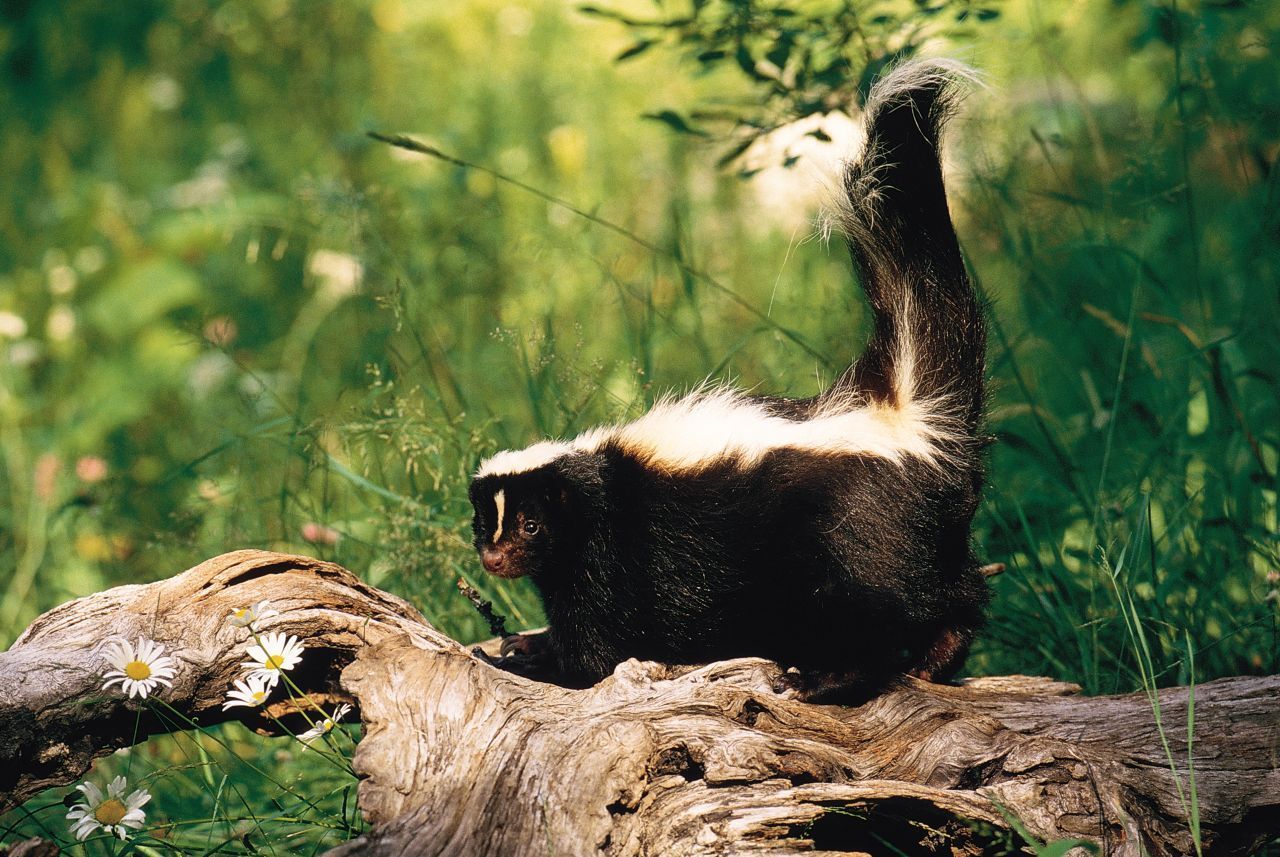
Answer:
xmin=1 ymin=0 xmax=1276 ymax=851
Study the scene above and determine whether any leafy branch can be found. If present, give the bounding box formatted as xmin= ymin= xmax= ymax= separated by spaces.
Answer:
xmin=582 ymin=0 xmax=1004 ymax=169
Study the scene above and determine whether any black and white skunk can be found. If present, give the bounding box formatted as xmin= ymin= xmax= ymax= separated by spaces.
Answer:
xmin=468 ymin=60 xmax=988 ymax=702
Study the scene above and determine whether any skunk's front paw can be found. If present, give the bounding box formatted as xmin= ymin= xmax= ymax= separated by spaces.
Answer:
xmin=500 ymin=631 xmax=551 ymax=658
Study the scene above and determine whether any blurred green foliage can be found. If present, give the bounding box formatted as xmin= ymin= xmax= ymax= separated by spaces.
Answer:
xmin=583 ymin=0 xmax=1009 ymax=169
xmin=1 ymin=0 xmax=1277 ymax=851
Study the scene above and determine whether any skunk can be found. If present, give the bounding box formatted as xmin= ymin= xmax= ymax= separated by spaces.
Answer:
xmin=468 ymin=60 xmax=988 ymax=702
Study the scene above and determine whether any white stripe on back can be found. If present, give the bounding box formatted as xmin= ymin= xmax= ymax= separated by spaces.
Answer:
xmin=476 ymin=384 xmax=961 ymax=479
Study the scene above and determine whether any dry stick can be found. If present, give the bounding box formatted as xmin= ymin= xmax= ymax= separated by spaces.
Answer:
xmin=456 ymin=578 xmax=509 ymax=639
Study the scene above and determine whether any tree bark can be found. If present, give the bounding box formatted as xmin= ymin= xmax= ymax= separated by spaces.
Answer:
xmin=2 ymin=550 xmax=1276 ymax=856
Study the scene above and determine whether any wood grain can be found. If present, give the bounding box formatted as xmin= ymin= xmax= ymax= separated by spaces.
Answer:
xmin=3 ymin=550 xmax=1276 ymax=855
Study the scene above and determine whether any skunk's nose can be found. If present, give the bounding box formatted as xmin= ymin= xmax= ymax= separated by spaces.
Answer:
xmin=481 ymin=547 xmax=506 ymax=574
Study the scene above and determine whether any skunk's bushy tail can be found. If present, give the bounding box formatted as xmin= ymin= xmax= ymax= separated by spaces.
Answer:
xmin=828 ymin=60 xmax=985 ymax=434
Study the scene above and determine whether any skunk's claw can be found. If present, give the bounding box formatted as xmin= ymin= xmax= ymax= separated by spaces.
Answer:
xmin=500 ymin=632 xmax=550 ymax=658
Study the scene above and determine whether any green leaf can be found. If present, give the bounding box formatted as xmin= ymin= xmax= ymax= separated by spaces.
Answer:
xmin=88 ymin=258 xmax=202 ymax=339
xmin=814 ymin=56 xmax=852 ymax=87
xmin=642 ymin=110 xmax=710 ymax=137
xmin=615 ymin=40 xmax=655 ymax=62
xmin=735 ymin=44 xmax=766 ymax=80
xmin=716 ymin=135 xmax=757 ymax=168
xmin=577 ymin=4 xmax=623 ymax=20
xmin=765 ymin=34 xmax=794 ymax=68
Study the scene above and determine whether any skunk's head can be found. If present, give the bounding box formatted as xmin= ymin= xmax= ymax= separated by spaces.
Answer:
xmin=468 ymin=451 xmax=606 ymax=581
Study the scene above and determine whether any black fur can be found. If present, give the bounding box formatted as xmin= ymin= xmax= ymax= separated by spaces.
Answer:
xmin=468 ymin=61 xmax=989 ymax=702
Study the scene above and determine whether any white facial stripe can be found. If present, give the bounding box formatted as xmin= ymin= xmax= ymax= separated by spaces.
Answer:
xmin=492 ymin=489 xmax=506 ymax=543
xmin=475 ymin=385 xmax=961 ymax=480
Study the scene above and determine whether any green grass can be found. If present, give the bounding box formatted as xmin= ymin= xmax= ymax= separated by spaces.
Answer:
xmin=1 ymin=0 xmax=1277 ymax=852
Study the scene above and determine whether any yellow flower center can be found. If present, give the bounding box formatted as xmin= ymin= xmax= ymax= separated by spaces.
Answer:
xmin=264 ymin=654 xmax=285 ymax=670
xmin=124 ymin=660 xmax=152 ymax=681
xmin=94 ymin=798 xmax=127 ymax=826
xmin=252 ymin=691 xmax=267 ymax=703
xmin=234 ymin=608 xmax=249 ymax=620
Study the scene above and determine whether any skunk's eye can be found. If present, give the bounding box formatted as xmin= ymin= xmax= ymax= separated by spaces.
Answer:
xmin=522 ymin=520 xmax=541 ymax=536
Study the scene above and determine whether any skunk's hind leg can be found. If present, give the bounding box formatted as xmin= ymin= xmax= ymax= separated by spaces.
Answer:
xmin=908 ymin=624 xmax=977 ymax=683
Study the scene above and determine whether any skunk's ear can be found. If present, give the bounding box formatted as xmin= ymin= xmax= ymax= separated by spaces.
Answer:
xmin=551 ymin=453 xmax=607 ymax=507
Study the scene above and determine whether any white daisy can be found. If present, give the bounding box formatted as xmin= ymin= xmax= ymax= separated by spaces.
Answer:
xmin=65 ymin=775 xmax=151 ymax=841
xmin=222 ymin=673 xmax=276 ymax=711
xmin=101 ymin=637 xmax=177 ymax=699
xmin=241 ymin=631 xmax=304 ymax=686
xmin=227 ymin=599 xmax=279 ymax=629
xmin=297 ymin=703 xmax=353 ymax=743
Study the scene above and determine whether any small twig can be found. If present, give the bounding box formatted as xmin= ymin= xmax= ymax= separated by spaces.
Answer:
xmin=456 ymin=578 xmax=510 ymax=638
xmin=979 ymin=562 xmax=1005 ymax=578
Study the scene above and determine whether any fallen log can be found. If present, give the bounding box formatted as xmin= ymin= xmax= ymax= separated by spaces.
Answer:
xmin=1 ymin=550 xmax=1276 ymax=855
xmin=0 ymin=549 xmax=435 ymax=810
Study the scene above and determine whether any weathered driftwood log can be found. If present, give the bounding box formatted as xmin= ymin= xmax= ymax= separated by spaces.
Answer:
xmin=2 ymin=550 xmax=1277 ymax=856
xmin=0 ymin=550 xmax=437 ymax=811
